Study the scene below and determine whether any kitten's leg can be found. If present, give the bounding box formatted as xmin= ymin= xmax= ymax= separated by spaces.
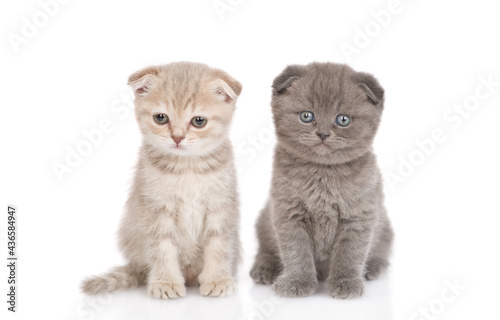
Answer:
xmin=271 ymin=201 xmax=317 ymax=297
xmin=198 ymin=202 xmax=239 ymax=297
xmin=250 ymin=202 xmax=283 ymax=284
xmin=327 ymin=212 xmax=376 ymax=299
xmin=364 ymin=210 xmax=393 ymax=280
xmin=147 ymin=208 xmax=186 ymax=299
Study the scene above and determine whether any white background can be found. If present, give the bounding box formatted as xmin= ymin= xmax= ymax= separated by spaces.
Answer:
xmin=1 ymin=0 xmax=499 ymax=319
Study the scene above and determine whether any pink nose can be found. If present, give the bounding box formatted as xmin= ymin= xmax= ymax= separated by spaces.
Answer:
xmin=172 ymin=136 xmax=185 ymax=145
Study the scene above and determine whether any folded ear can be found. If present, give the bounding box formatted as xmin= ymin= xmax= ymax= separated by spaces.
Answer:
xmin=272 ymin=65 xmax=307 ymax=94
xmin=211 ymin=71 xmax=242 ymax=103
xmin=127 ymin=66 xmax=161 ymax=96
xmin=353 ymin=72 xmax=385 ymax=106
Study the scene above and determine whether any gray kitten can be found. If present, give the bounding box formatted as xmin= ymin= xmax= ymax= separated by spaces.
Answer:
xmin=250 ymin=62 xmax=393 ymax=299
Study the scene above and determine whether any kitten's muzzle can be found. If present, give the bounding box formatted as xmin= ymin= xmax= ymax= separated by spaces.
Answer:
xmin=317 ymin=132 xmax=330 ymax=141
xmin=172 ymin=135 xmax=185 ymax=145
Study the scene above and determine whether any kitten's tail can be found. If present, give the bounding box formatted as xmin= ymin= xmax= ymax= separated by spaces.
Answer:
xmin=81 ymin=264 xmax=146 ymax=295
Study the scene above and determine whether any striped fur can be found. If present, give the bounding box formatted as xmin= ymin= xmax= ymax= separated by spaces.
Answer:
xmin=82 ymin=62 xmax=242 ymax=298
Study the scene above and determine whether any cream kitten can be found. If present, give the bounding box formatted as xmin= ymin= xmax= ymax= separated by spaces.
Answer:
xmin=82 ymin=62 xmax=242 ymax=299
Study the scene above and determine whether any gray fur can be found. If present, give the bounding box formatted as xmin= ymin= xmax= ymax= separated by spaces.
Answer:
xmin=250 ymin=62 xmax=393 ymax=299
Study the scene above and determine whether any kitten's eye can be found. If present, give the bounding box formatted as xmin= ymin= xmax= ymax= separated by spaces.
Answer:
xmin=154 ymin=114 xmax=169 ymax=124
xmin=336 ymin=114 xmax=351 ymax=127
xmin=300 ymin=111 xmax=314 ymax=123
xmin=191 ymin=116 xmax=207 ymax=128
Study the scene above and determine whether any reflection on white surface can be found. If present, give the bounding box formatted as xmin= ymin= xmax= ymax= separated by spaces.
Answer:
xmin=80 ymin=272 xmax=393 ymax=320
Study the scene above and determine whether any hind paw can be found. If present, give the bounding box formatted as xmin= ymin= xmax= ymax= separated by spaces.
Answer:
xmin=364 ymin=258 xmax=389 ymax=280
xmin=250 ymin=261 xmax=281 ymax=284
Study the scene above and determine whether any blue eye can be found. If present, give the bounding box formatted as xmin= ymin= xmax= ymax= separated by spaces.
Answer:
xmin=300 ymin=111 xmax=314 ymax=123
xmin=336 ymin=114 xmax=351 ymax=127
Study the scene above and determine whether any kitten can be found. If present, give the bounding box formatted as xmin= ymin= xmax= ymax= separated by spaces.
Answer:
xmin=250 ymin=62 xmax=393 ymax=299
xmin=82 ymin=62 xmax=242 ymax=299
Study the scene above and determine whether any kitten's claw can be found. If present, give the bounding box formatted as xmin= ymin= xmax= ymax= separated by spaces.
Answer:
xmin=327 ymin=277 xmax=364 ymax=299
xmin=200 ymin=279 xmax=235 ymax=297
xmin=148 ymin=282 xmax=186 ymax=299
xmin=272 ymin=275 xmax=317 ymax=297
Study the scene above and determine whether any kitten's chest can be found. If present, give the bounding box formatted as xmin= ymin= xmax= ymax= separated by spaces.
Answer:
xmin=145 ymin=168 xmax=224 ymax=203
xmin=146 ymin=169 xmax=228 ymax=250
xmin=296 ymin=167 xmax=346 ymax=212
xmin=296 ymin=169 xmax=346 ymax=264
xmin=144 ymin=167 xmax=233 ymax=230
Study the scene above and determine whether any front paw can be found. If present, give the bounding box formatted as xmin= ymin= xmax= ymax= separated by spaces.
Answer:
xmin=200 ymin=278 xmax=235 ymax=297
xmin=272 ymin=275 xmax=317 ymax=297
xmin=148 ymin=281 xmax=186 ymax=299
xmin=327 ymin=277 xmax=364 ymax=299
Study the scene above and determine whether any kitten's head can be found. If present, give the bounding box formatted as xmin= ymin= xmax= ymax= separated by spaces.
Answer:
xmin=129 ymin=62 xmax=242 ymax=157
xmin=271 ymin=62 xmax=384 ymax=165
